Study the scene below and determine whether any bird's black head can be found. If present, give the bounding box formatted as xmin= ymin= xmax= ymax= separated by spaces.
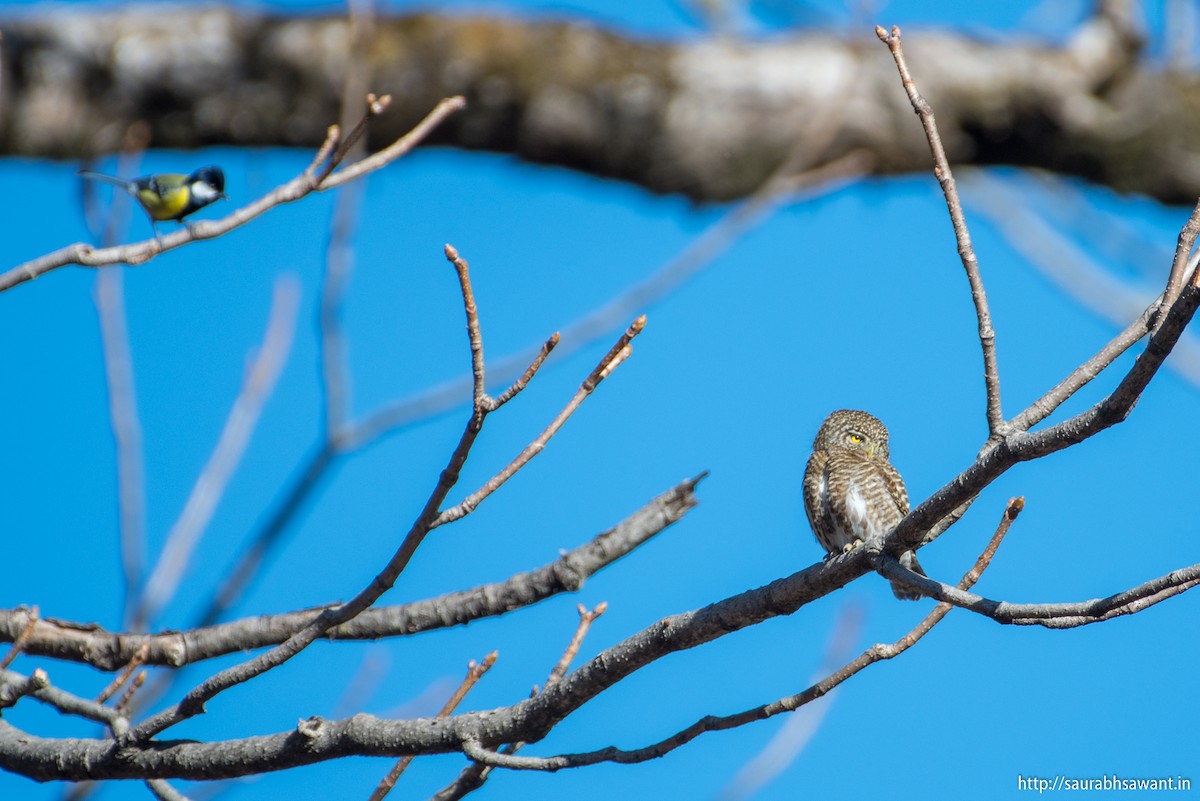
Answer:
xmin=190 ymin=165 xmax=225 ymax=195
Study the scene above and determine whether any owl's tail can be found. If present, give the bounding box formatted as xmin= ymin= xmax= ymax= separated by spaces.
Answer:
xmin=889 ymin=551 xmax=927 ymax=601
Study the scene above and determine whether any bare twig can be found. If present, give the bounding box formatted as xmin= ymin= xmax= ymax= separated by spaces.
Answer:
xmin=0 ymin=97 xmax=465 ymax=292
xmin=318 ymin=0 xmax=376 ymax=431
xmin=134 ymin=277 xmax=300 ymax=629
xmin=0 ymin=669 xmax=117 ymax=726
xmin=120 ymin=252 xmax=639 ymax=743
xmin=1010 ymin=297 xmax=1160 ymax=433
xmin=114 ymin=671 xmax=147 ymax=714
xmin=445 ymin=245 xmax=490 ymax=410
xmin=145 ymin=779 xmax=195 ymax=801
xmin=369 ymin=652 xmax=498 ymax=801
xmin=0 ymin=475 xmax=703 ymax=670
xmin=95 ymin=643 xmax=149 ymax=705
xmin=0 ymin=669 xmax=50 ymax=709
xmin=96 ymin=266 xmax=148 ymax=629
xmin=1162 ymin=199 xmax=1200 ymax=313
xmin=433 ymin=316 xmax=644 ymax=530
xmin=319 ymin=158 xmax=361 ymax=433
xmin=876 ymin=25 xmax=1004 ymax=438
xmin=88 ymin=128 xmax=151 ymax=628
xmin=441 ymin=603 xmax=609 ymax=798
xmin=492 ymin=334 xmax=560 ymax=409
xmin=547 ymin=603 xmax=607 ymax=686
xmin=0 ymin=606 xmax=38 ymax=670
xmin=715 ymin=603 xmax=863 ymax=801
xmin=320 ymin=96 xmax=463 ymax=189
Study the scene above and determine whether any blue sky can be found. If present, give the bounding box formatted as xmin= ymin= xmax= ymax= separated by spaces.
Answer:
xmin=2 ymin=2 xmax=1198 ymax=800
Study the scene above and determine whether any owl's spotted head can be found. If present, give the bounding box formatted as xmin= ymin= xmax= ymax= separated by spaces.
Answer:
xmin=812 ymin=409 xmax=891 ymax=460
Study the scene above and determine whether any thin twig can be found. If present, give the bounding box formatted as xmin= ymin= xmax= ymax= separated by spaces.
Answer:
xmin=321 ymin=96 xmax=464 ymax=189
xmin=369 ymin=652 xmax=497 ymax=801
xmin=433 ymin=317 xmax=644 ymax=529
xmin=95 ymin=643 xmax=149 ymax=705
xmin=445 ymin=245 xmax=490 ymax=410
xmin=0 ymin=669 xmax=117 ymax=726
xmin=444 ymin=603 xmax=608 ymax=796
xmin=547 ymin=603 xmax=607 ymax=686
xmin=318 ymin=3 xmax=376 ymax=433
xmin=1161 ymin=198 xmax=1200 ymax=314
xmin=144 ymin=779 xmax=195 ymax=801
xmin=88 ymin=128 xmax=150 ymax=628
xmin=96 ymin=266 xmax=148 ymax=629
xmin=114 ymin=671 xmax=147 ymax=714
xmin=492 ymin=334 xmax=560 ymax=409
xmin=133 ymin=277 xmax=301 ymax=629
xmin=0 ymin=669 xmax=50 ymax=710
xmin=876 ymin=25 xmax=1004 ymax=438
xmin=318 ymin=161 xmax=361 ymax=434
xmin=304 ymin=125 xmax=342 ymax=181
xmin=0 ymin=606 xmax=38 ymax=670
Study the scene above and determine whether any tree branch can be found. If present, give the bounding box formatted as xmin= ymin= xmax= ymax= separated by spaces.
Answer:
xmin=0 ymin=95 xmax=464 ymax=293
xmin=0 ymin=474 xmax=704 ymax=670
xmin=6 ymin=9 xmax=1183 ymax=202
xmin=877 ymin=24 xmax=1003 ymax=438
xmin=118 ymin=256 xmax=641 ymax=742
xmin=878 ymin=557 xmax=1200 ymax=629
xmin=452 ymin=498 xmax=1023 ymax=772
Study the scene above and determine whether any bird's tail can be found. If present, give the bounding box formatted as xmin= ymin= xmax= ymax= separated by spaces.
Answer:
xmin=77 ymin=170 xmax=132 ymax=190
xmin=889 ymin=550 xmax=927 ymax=601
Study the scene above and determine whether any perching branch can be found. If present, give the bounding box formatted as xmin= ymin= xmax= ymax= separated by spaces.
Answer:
xmin=0 ymin=95 xmax=464 ymax=293
xmin=458 ymin=498 xmax=1022 ymax=773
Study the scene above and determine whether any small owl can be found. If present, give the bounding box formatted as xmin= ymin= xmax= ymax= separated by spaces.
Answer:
xmin=802 ymin=409 xmax=926 ymax=600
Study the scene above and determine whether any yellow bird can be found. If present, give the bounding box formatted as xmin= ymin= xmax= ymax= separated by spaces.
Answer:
xmin=78 ymin=165 xmax=226 ymax=239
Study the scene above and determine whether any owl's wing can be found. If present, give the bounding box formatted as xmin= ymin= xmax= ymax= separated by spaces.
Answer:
xmin=878 ymin=459 xmax=909 ymax=516
xmin=802 ymin=450 xmax=827 ymax=529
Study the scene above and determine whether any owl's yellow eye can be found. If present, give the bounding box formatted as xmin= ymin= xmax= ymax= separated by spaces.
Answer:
xmin=848 ymin=433 xmax=864 ymax=444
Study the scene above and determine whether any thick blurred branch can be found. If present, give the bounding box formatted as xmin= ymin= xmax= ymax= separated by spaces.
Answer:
xmin=7 ymin=6 xmax=1200 ymax=203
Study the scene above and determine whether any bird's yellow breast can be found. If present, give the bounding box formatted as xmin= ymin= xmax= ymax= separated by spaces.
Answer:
xmin=135 ymin=178 xmax=191 ymax=221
